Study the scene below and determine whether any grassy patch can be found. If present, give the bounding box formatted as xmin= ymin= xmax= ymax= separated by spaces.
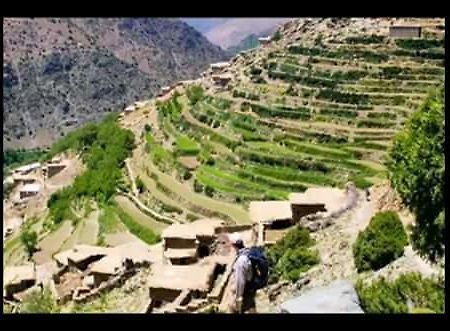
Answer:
xmin=111 ymin=204 xmax=160 ymax=245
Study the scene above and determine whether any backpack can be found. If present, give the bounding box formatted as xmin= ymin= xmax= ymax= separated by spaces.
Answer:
xmin=241 ymin=246 xmax=269 ymax=290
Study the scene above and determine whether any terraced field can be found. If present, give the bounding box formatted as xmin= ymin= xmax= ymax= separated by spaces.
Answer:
xmin=120 ymin=18 xmax=444 ymax=226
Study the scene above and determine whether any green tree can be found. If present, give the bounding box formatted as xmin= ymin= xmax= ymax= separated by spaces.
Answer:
xmin=272 ymin=30 xmax=282 ymax=41
xmin=186 ymin=85 xmax=204 ymax=106
xmin=136 ymin=176 xmax=145 ymax=193
xmin=387 ymin=87 xmax=445 ymax=261
xmin=21 ymin=230 xmax=38 ymax=259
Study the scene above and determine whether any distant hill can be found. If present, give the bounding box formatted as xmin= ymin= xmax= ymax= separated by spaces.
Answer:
xmin=204 ymin=18 xmax=292 ymax=49
xmin=226 ymin=30 xmax=273 ymax=55
xmin=3 ymin=18 xmax=227 ymax=149
xmin=180 ymin=18 xmax=229 ymax=34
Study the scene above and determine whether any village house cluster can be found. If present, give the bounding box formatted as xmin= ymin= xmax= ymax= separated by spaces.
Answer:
xmin=4 ymin=242 xmax=157 ymax=307
xmin=3 ymin=157 xmax=69 ymax=240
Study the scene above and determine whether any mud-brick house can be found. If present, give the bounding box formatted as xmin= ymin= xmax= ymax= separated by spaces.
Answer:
xmin=211 ymin=74 xmax=233 ymax=88
xmin=19 ymin=183 xmax=41 ymax=199
xmin=88 ymin=255 xmax=128 ymax=287
xmin=4 ymin=264 xmax=36 ymax=299
xmin=54 ymin=245 xmax=110 ymax=271
xmin=161 ymin=219 xmax=225 ymax=265
xmin=210 ymin=62 xmax=230 ymax=73
xmin=258 ymin=36 xmax=272 ymax=46
xmin=249 ymin=201 xmax=293 ymax=245
xmin=289 ymin=187 xmax=346 ymax=223
xmin=14 ymin=162 xmax=41 ymax=175
xmin=42 ymin=160 xmax=66 ymax=179
xmin=389 ymin=26 xmax=422 ymax=38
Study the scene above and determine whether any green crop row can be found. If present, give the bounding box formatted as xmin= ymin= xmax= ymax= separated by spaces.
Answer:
xmin=319 ymin=107 xmax=359 ymax=118
xmin=236 ymin=146 xmax=332 ymax=173
xmin=249 ymin=103 xmax=312 ymax=120
xmin=282 ymin=139 xmax=355 ymax=160
xmin=317 ymin=89 xmax=370 ymax=105
xmin=236 ymin=168 xmax=308 ymax=192
xmin=175 ymin=135 xmax=200 ymax=156
xmin=288 ymin=45 xmax=389 ymax=63
xmin=268 ymin=70 xmax=338 ymax=89
xmin=367 ymin=112 xmax=397 ymax=120
xmin=345 ymin=34 xmax=386 ymax=44
xmin=357 ymin=119 xmax=397 ymax=129
xmin=244 ymin=163 xmax=337 ymax=186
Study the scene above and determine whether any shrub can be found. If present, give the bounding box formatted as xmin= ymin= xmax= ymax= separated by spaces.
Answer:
xmin=267 ymin=225 xmax=319 ymax=283
xmin=186 ymin=85 xmax=204 ymax=106
xmin=205 ymin=185 xmax=215 ymax=197
xmin=272 ymin=30 xmax=282 ymax=41
xmin=276 ymin=248 xmax=320 ymax=282
xmin=353 ymin=211 xmax=408 ymax=272
xmin=355 ymin=273 xmax=445 ymax=313
xmin=21 ymin=229 xmax=38 ymax=259
xmin=387 ymin=87 xmax=444 ymax=261
xmin=136 ymin=176 xmax=145 ymax=193
xmin=249 ymin=66 xmax=262 ymax=75
xmin=183 ymin=170 xmax=192 ymax=181
xmin=144 ymin=124 xmax=152 ymax=133
xmin=20 ymin=286 xmax=60 ymax=313
xmin=193 ymin=179 xmax=203 ymax=193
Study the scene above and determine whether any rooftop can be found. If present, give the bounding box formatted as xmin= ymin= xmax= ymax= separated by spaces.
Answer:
xmin=210 ymin=62 xmax=230 ymax=69
xmin=149 ymin=263 xmax=217 ymax=292
xmin=54 ymin=245 xmax=111 ymax=266
xmin=289 ymin=187 xmax=345 ymax=212
xmin=15 ymin=162 xmax=41 ymax=173
xmin=164 ymin=248 xmax=197 ymax=260
xmin=249 ymin=201 xmax=293 ymax=224
xmin=88 ymin=255 xmax=125 ymax=275
xmin=20 ymin=183 xmax=41 ymax=193
xmin=162 ymin=218 xmax=225 ymax=240
xmin=212 ymin=74 xmax=233 ymax=81
xmin=4 ymin=264 xmax=36 ymax=285
xmin=110 ymin=241 xmax=159 ymax=265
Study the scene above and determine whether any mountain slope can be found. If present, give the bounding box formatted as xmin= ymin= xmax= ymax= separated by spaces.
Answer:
xmin=3 ymin=18 xmax=227 ymax=149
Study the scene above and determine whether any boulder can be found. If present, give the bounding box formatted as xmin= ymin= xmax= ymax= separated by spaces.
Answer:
xmin=280 ymin=280 xmax=364 ymax=313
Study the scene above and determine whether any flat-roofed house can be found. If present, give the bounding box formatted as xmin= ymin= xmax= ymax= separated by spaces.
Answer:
xmin=88 ymin=255 xmax=126 ymax=286
xmin=389 ymin=25 xmax=422 ymax=38
xmin=42 ymin=160 xmax=67 ymax=178
xmin=12 ymin=174 xmax=36 ymax=185
xmin=124 ymin=105 xmax=136 ymax=113
xmin=210 ymin=62 xmax=230 ymax=73
xmin=19 ymin=183 xmax=41 ymax=199
xmin=148 ymin=263 xmax=218 ymax=305
xmin=211 ymin=74 xmax=233 ymax=88
xmin=289 ymin=187 xmax=346 ymax=223
xmin=15 ymin=162 xmax=41 ymax=175
xmin=249 ymin=201 xmax=293 ymax=245
xmin=4 ymin=264 xmax=36 ymax=299
xmin=258 ymin=36 xmax=272 ymax=46
xmin=54 ymin=245 xmax=111 ymax=270
xmin=161 ymin=218 xmax=225 ymax=264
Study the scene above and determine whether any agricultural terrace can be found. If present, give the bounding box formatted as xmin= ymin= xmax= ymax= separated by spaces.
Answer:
xmin=129 ymin=26 xmax=443 ymax=223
